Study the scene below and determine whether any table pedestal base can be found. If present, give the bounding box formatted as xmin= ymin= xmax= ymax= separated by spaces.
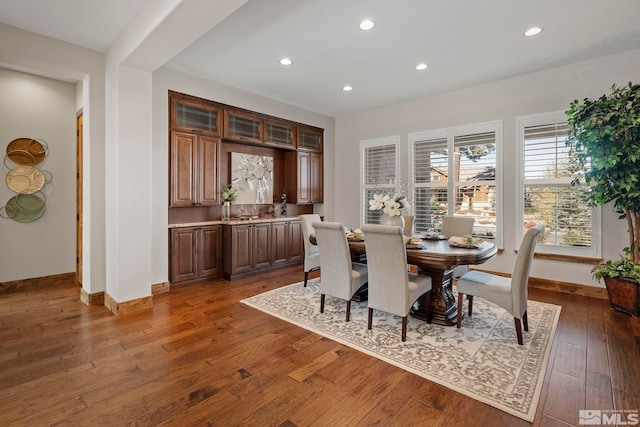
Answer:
xmin=410 ymin=267 xmax=459 ymax=326
xmin=352 ymin=284 xmax=368 ymax=302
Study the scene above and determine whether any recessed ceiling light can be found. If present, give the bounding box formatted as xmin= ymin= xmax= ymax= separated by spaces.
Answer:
xmin=359 ymin=19 xmax=375 ymax=30
xmin=343 ymin=85 xmax=353 ymax=92
xmin=416 ymin=63 xmax=428 ymax=71
xmin=279 ymin=58 xmax=293 ymax=66
xmin=524 ymin=27 xmax=542 ymax=37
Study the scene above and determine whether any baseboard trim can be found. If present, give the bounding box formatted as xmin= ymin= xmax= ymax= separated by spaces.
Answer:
xmin=104 ymin=293 xmax=153 ymax=315
xmin=0 ymin=272 xmax=76 ymax=294
xmin=80 ymin=288 xmax=105 ymax=306
xmin=528 ymin=276 xmax=608 ymax=300
xmin=152 ymin=282 xmax=170 ymax=295
xmin=470 ymin=268 xmax=609 ymax=300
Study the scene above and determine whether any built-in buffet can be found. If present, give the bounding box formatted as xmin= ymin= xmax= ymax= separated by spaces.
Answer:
xmin=168 ymin=91 xmax=322 ymax=284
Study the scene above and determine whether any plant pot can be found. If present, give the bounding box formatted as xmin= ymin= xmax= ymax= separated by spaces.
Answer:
xmin=604 ymin=276 xmax=640 ymax=317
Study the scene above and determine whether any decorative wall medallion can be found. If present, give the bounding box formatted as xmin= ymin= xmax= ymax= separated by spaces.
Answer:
xmin=2 ymin=138 xmax=51 ymax=223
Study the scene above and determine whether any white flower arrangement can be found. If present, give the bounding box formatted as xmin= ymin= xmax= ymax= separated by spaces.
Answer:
xmin=368 ymin=192 xmax=410 ymax=217
xmin=221 ymin=184 xmax=238 ymax=203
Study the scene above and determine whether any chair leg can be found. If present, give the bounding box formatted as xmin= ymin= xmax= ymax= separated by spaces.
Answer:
xmin=523 ymin=311 xmax=528 ymax=331
xmin=514 ymin=318 xmax=524 ymax=345
xmin=346 ymin=300 xmax=351 ymax=322
xmin=304 ymin=271 xmax=309 ymax=287
xmin=401 ymin=316 xmax=407 ymax=342
xmin=320 ymin=294 xmax=325 ymax=313
xmin=368 ymin=308 xmax=373 ymax=330
xmin=456 ymin=292 xmax=464 ymax=328
xmin=468 ymin=295 xmax=474 ymax=317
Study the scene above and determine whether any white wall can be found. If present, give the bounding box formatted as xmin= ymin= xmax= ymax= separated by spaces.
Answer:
xmin=0 ymin=68 xmax=76 ymax=281
xmin=333 ymin=49 xmax=640 ymax=288
xmin=0 ymin=23 xmax=105 ymax=292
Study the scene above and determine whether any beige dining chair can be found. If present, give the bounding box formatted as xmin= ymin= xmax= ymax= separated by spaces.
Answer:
xmin=441 ymin=215 xmax=475 ymax=238
xmin=441 ymin=215 xmax=475 ymax=278
xmin=299 ymin=214 xmax=321 ymax=287
xmin=312 ymin=221 xmax=369 ymax=321
xmin=403 ymin=215 xmax=414 ymax=237
xmin=361 ymin=224 xmax=432 ymax=341
xmin=456 ymin=224 xmax=544 ymax=345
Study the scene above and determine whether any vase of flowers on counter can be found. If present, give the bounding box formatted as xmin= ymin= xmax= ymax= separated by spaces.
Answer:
xmin=221 ymin=184 xmax=237 ymax=220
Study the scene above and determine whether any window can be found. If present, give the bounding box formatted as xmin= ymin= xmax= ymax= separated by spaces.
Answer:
xmin=409 ymin=121 xmax=501 ymax=243
xmin=517 ymin=112 xmax=600 ymax=257
xmin=360 ymin=136 xmax=399 ymax=225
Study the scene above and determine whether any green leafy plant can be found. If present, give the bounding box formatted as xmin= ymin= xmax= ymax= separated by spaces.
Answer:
xmin=565 ymin=82 xmax=640 ymax=280
xmin=592 ymin=250 xmax=640 ymax=282
xmin=221 ymin=184 xmax=237 ymax=203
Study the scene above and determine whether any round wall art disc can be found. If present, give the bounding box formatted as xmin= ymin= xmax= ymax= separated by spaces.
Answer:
xmin=6 ymin=138 xmax=48 ymax=166
xmin=2 ymin=193 xmax=46 ymax=223
xmin=5 ymin=166 xmax=45 ymax=194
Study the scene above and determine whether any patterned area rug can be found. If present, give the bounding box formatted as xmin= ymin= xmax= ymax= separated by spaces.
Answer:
xmin=241 ymin=279 xmax=561 ymax=422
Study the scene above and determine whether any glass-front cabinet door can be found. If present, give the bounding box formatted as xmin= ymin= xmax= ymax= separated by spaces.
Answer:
xmin=171 ymin=97 xmax=222 ymax=136
xmin=297 ymin=125 xmax=323 ymax=152
xmin=223 ymin=109 xmax=263 ymax=144
xmin=264 ymin=118 xmax=296 ymax=149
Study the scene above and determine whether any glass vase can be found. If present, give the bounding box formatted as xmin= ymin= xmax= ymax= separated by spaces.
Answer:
xmin=221 ymin=202 xmax=231 ymax=220
xmin=380 ymin=213 xmax=405 ymax=230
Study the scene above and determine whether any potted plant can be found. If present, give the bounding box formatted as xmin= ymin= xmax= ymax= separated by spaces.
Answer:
xmin=565 ymin=82 xmax=640 ymax=316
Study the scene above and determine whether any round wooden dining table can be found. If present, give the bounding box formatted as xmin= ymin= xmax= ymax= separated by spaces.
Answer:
xmin=346 ymin=238 xmax=497 ymax=326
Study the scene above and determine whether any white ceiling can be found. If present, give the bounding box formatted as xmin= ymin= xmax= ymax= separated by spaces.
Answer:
xmin=1 ymin=0 xmax=640 ymax=117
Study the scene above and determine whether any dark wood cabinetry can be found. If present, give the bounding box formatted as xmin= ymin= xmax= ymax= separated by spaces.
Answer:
xmin=223 ymin=109 xmax=263 ymax=144
xmin=223 ymin=220 xmax=302 ymax=280
xmin=297 ymin=125 xmax=323 ymax=152
xmin=264 ymin=118 xmax=296 ymax=149
xmin=309 ymin=152 xmax=323 ymax=203
xmin=285 ymin=151 xmax=323 ymax=204
xmin=168 ymin=90 xmax=321 ymax=282
xmin=170 ymin=93 xmax=222 ymax=136
xmin=287 ymin=220 xmax=304 ymax=262
xmin=170 ymin=132 xmax=220 ymax=207
xmin=170 ymin=225 xmax=222 ymax=284
xmin=271 ymin=221 xmax=289 ymax=266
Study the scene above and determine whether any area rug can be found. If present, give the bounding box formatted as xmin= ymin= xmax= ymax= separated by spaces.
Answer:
xmin=241 ymin=279 xmax=561 ymax=422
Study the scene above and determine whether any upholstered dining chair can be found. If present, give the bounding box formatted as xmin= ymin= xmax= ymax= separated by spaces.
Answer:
xmin=361 ymin=224 xmax=432 ymax=341
xmin=300 ymin=214 xmax=321 ymax=287
xmin=441 ymin=215 xmax=475 ymax=278
xmin=312 ymin=221 xmax=369 ymax=322
xmin=403 ymin=215 xmax=414 ymax=237
xmin=456 ymin=224 xmax=544 ymax=345
xmin=441 ymin=215 xmax=475 ymax=238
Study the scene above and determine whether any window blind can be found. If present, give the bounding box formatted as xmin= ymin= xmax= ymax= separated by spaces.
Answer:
xmin=412 ymin=138 xmax=448 ymax=231
xmin=362 ymin=143 xmax=397 ymax=224
xmin=411 ymin=126 xmax=499 ymax=240
xmin=522 ymin=120 xmax=592 ymax=249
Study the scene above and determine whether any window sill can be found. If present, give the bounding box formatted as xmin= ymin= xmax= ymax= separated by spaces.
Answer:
xmin=528 ymin=251 xmax=601 ymax=264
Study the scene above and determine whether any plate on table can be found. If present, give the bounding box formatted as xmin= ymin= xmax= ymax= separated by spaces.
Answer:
xmin=448 ymin=236 xmax=483 ymax=248
xmin=421 ymin=234 xmax=447 ymax=240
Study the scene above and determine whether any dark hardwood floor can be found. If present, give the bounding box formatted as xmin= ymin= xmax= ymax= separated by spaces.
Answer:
xmin=1 ymin=265 xmax=638 ymax=426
